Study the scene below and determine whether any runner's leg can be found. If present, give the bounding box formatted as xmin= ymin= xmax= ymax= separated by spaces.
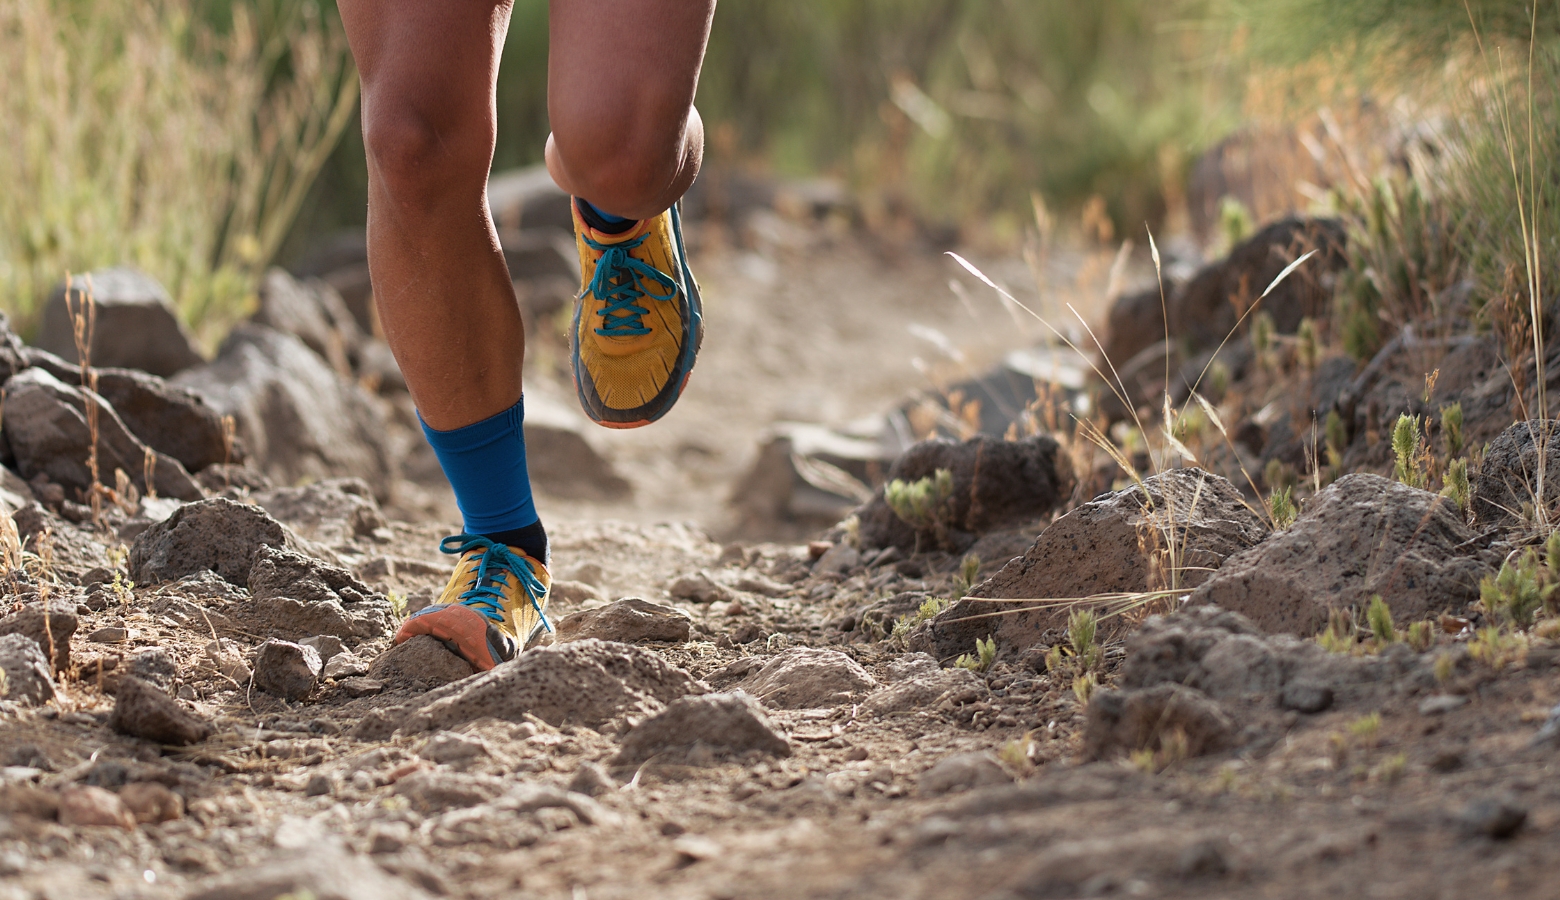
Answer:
xmin=544 ymin=0 xmax=716 ymax=220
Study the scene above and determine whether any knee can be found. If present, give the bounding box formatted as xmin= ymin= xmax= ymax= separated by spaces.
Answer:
xmin=363 ymin=99 xmax=493 ymax=210
xmin=550 ymin=112 xmax=701 ymax=218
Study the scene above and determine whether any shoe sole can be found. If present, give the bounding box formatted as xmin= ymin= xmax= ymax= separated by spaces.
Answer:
xmin=395 ymin=604 xmax=510 ymax=671
xmin=573 ymin=203 xmax=704 ymax=429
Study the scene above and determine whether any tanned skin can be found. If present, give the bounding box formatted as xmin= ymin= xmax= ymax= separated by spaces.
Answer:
xmin=337 ymin=0 xmax=713 ymax=430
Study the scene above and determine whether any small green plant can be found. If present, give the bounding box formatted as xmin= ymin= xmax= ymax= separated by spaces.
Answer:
xmin=1468 ymin=625 xmax=1523 ymax=670
xmin=1366 ymin=595 xmax=1396 ymax=646
xmin=952 ymin=553 xmax=982 ymax=600
xmin=1546 ymin=531 xmax=1560 ymax=576
xmin=1263 ymin=458 xmax=1298 ymax=494
xmin=1067 ymin=607 xmax=1102 ymax=671
xmin=1440 ymin=402 xmax=1464 ymax=460
xmin=387 ymin=591 xmax=408 ymax=622
xmin=1324 ymin=409 xmax=1348 ymax=470
xmin=1072 ymin=671 xmax=1097 ymax=705
xmin=884 ymin=468 xmax=955 ymax=549
xmin=1296 ymin=317 xmax=1318 ymax=372
xmin=1373 ymin=752 xmax=1408 ymax=784
xmin=1346 ymin=712 xmax=1382 ymax=748
xmin=956 ymin=635 xmax=997 ymax=673
xmin=1433 ymin=651 xmax=1457 ymax=684
xmin=1441 ymin=458 xmax=1470 ymax=512
xmin=1479 ymin=549 xmax=1554 ymax=630
xmin=1219 ymin=195 xmax=1255 ymax=250
xmin=997 ymin=734 xmax=1037 ymax=776
xmin=1392 ymin=413 xmax=1424 ymax=488
xmin=1268 ymin=486 xmax=1297 ymax=530
xmin=1406 ymin=620 xmax=1436 ymax=652
xmin=1318 ymin=607 xmax=1356 ymax=654
xmin=891 ymin=595 xmax=949 ymax=639
xmin=1250 ymin=310 xmax=1276 ymax=370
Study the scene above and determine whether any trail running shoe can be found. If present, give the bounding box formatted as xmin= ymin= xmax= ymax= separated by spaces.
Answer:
xmin=394 ymin=535 xmax=552 ymax=671
xmin=570 ymin=199 xmax=703 ymax=428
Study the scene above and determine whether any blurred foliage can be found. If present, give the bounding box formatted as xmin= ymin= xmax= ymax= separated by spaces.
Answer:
xmin=293 ymin=0 xmax=1234 ymax=249
xmin=0 ymin=0 xmax=355 ymax=339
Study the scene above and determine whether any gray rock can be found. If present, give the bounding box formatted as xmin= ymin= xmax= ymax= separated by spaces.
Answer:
xmin=366 ymin=636 xmax=475 ymax=691
xmin=667 ymin=571 xmax=734 ymax=605
xmin=418 ymin=732 xmax=489 ymax=765
xmin=174 ymin=324 xmax=397 ymax=501
xmin=0 ymin=601 xmax=77 ymax=671
xmin=355 ymin=640 xmax=701 ymax=739
xmin=92 ymin=367 xmax=233 ymax=473
xmin=855 ymin=434 xmax=1072 ymax=553
xmin=1191 ymin=473 xmax=1491 ymax=635
xmin=253 ymin=640 xmax=322 ymax=701
xmin=125 ymin=647 xmax=178 ymax=689
xmin=129 ymin=497 xmax=310 ymax=588
xmin=252 ymin=268 xmax=363 ymax=374
xmin=299 ymin=635 xmax=347 ymax=662
xmin=1083 ymin=684 xmax=1235 ymax=761
xmin=554 ymin=598 xmax=691 ymax=644
xmin=918 ymin=752 xmax=1012 ymax=796
xmin=1419 ymin=694 xmax=1469 ymax=716
xmin=568 ymin=761 xmax=616 ymax=797
xmin=1279 ymin=680 xmax=1334 ymax=714
xmin=1472 ymin=419 xmax=1560 ymax=529
xmin=918 ymin=469 xmax=1266 ymax=658
xmin=813 ymin=542 xmax=861 ymax=577
xmin=0 ymin=633 xmax=53 ymax=704
xmin=392 ymin=770 xmax=505 ymax=813
xmin=182 ymin=846 xmax=435 ymax=900
xmin=245 ymin=546 xmax=392 ymax=642
xmin=861 ymin=666 xmax=984 ymax=718
xmin=736 ymin=648 xmax=878 ymax=709
xmin=37 ymin=268 xmax=203 ymax=377
xmin=321 ymin=652 xmax=368 ymax=679
xmin=1 ymin=368 xmax=201 ymax=500
xmin=252 ymin=478 xmax=386 ymax=544
xmin=109 ymin=675 xmax=211 ymax=745
xmin=519 ymin=392 xmax=631 ymax=501
xmin=615 ymin=692 xmax=791 ymax=766
xmin=726 ymin=423 xmax=894 ymax=533
xmin=1458 ymin=796 xmax=1526 ymax=839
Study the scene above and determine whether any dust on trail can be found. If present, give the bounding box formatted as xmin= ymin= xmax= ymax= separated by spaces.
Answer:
xmin=2 ymin=228 xmax=1559 ymax=900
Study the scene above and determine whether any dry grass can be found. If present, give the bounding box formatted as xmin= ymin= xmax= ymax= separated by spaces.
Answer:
xmin=0 ymin=0 xmax=356 ymax=341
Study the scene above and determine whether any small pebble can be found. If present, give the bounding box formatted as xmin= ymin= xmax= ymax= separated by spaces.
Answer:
xmin=87 ymin=627 xmax=130 ymax=644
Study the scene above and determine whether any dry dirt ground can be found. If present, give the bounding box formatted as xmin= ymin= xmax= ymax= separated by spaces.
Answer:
xmin=2 ymin=228 xmax=1559 ymax=900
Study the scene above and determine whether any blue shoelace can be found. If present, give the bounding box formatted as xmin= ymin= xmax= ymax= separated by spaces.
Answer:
xmin=582 ymin=233 xmax=680 ymax=338
xmin=439 ymin=534 xmax=553 ymax=634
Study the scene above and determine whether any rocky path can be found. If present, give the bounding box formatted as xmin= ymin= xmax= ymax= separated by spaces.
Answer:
xmin=2 ymin=475 xmax=1559 ymax=900
xmin=3 ymin=215 xmax=1560 ymax=899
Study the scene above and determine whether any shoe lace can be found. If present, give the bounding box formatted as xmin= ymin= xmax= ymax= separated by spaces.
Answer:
xmin=582 ymin=233 xmax=680 ymax=338
xmin=439 ymin=534 xmax=552 ymax=633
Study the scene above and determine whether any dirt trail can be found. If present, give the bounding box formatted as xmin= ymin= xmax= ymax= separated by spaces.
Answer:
xmin=2 ymin=226 xmax=1559 ymax=900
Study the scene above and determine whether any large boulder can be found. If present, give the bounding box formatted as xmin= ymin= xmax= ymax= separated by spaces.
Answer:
xmin=1472 ymin=419 xmax=1560 ymax=530
xmin=36 ymin=268 xmax=203 ymax=377
xmin=93 ymin=367 xmax=232 ymax=473
xmin=252 ymin=267 xmax=364 ymax=375
xmin=243 ymin=546 xmax=393 ymax=643
xmin=174 ymin=324 xmax=397 ymax=500
xmin=912 ymin=469 xmax=1267 ymax=660
xmin=855 ymin=434 xmax=1072 ymax=553
xmin=128 ymin=497 xmax=312 ymax=588
xmin=1 ymin=368 xmax=203 ymax=500
xmin=1191 ymin=473 xmax=1492 ymax=635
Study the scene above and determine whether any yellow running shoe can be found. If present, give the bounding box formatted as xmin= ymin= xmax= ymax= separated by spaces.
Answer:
xmin=393 ymin=535 xmax=551 ymax=671
xmin=570 ymin=199 xmax=703 ymax=428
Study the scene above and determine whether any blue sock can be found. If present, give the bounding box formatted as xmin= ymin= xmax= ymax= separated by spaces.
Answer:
xmin=577 ymin=198 xmax=635 ymax=233
xmin=419 ymin=398 xmax=548 ymax=564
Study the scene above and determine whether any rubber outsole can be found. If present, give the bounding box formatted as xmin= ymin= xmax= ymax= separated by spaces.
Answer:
xmin=395 ymin=604 xmax=511 ymax=671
